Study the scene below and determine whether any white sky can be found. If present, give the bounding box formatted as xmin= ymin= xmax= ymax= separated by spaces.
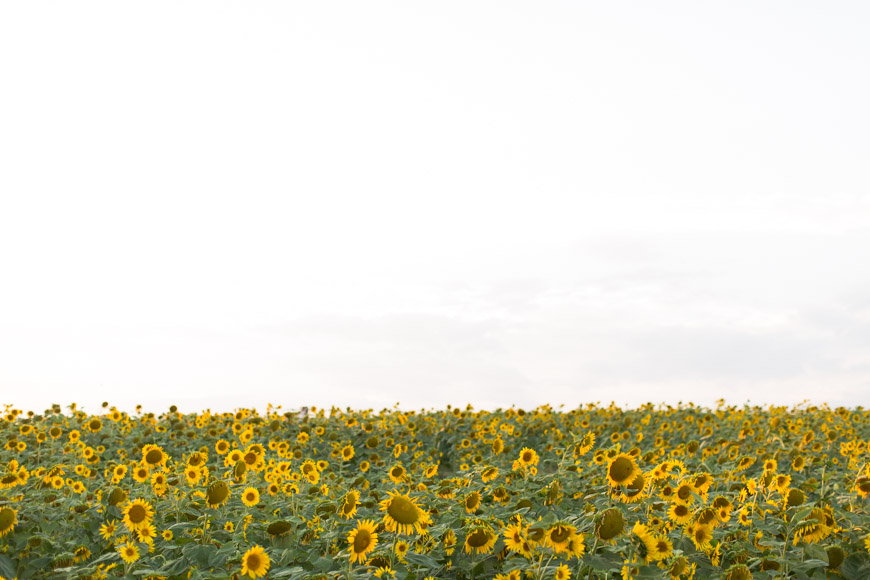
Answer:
xmin=1 ymin=1 xmax=869 ymax=413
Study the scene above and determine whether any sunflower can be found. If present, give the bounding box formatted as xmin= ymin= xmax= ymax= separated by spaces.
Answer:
xmin=136 ymin=522 xmax=158 ymax=544
xmin=348 ymin=519 xmax=378 ymax=563
xmin=687 ymin=523 xmax=713 ymax=551
xmin=606 ymin=454 xmax=639 ymax=487
xmin=668 ymin=503 xmax=692 ymax=525
xmin=631 ymin=522 xmax=657 ymax=561
xmin=855 ymin=476 xmax=870 ymax=498
xmin=117 ymin=541 xmax=139 ymax=564
xmin=242 ymin=487 xmax=260 ymax=507
xmin=99 ymin=519 xmax=117 ymax=541
xmin=545 ymin=523 xmax=577 ymax=553
xmin=122 ymin=499 xmax=154 ymax=532
xmin=162 ymin=529 xmax=173 ymax=541
xmin=503 ymin=522 xmax=529 ymax=555
xmin=443 ymin=529 xmax=457 ymax=555
xmin=464 ymin=491 xmax=482 ymax=513
xmin=555 ymin=564 xmax=571 ymax=580
xmin=517 ymin=448 xmax=539 ymax=468
xmin=673 ymin=480 xmax=696 ymax=505
xmin=388 ymin=464 xmax=407 ymax=484
xmin=617 ymin=471 xmax=648 ymax=503
xmin=206 ymin=480 xmax=231 ymax=508
xmin=464 ymin=526 xmax=496 ymax=554
xmin=341 ymin=444 xmax=355 ymax=461
xmin=341 ymin=490 xmax=360 ymax=519
xmin=0 ymin=507 xmax=17 ymax=538
xmin=481 ymin=466 xmax=499 ymax=482
xmin=240 ymin=545 xmax=270 ymax=579
xmin=395 ymin=539 xmax=409 ymax=560
xmin=185 ymin=466 xmax=202 ymax=486
xmin=791 ymin=455 xmax=805 ymax=471
xmin=132 ymin=465 xmax=150 ymax=483
xmin=379 ymin=490 xmax=432 ymax=535
xmin=141 ymin=444 xmax=168 ymax=469
xmin=649 ymin=536 xmax=673 ymax=561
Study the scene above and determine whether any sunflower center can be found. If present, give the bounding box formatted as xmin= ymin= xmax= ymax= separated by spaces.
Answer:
xmin=522 ymin=451 xmax=533 ymax=462
xmin=674 ymin=505 xmax=688 ymax=517
xmin=387 ymin=497 xmax=419 ymax=525
xmin=677 ymin=486 xmax=691 ymax=500
xmin=550 ymin=527 xmax=571 ymax=543
xmin=246 ymin=553 xmax=261 ymax=569
xmin=353 ymin=530 xmax=372 ymax=552
xmin=609 ymin=457 xmax=633 ymax=482
xmin=467 ymin=529 xmax=491 ymax=547
xmin=145 ymin=450 xmax=163 ymax=464
xmin=128 ymin=505 xmax=146 ymax=523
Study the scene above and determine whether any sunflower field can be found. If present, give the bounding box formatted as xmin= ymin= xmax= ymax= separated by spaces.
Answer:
xmin=2 ymin=401 xmax=870 ymax=580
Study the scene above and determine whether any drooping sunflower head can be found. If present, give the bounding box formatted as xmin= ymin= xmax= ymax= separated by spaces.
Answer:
xmin=606 ymin=454 xmax=639 ymax=487
xmin=724 ymin=564 xmax=752 ymax=580
xmin=206 ymin=480 xmax=231 ymax=508
xmin=348 ymin=519 xmax=378 ymax=563
xmin=595 ymin=508 xmax=624 ymax=541
xmin=379 ymin=490 xmax=431 ymax=535
xmin=266 ymin=520 xmax=292 ymax=537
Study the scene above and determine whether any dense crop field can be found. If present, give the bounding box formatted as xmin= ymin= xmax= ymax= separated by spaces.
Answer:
xmin=1 ymin=401 xmax=870 ymax=580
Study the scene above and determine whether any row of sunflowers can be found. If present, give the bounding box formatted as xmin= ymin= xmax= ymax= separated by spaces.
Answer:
xmin=1 ymin=401 xmax=870 ymax=579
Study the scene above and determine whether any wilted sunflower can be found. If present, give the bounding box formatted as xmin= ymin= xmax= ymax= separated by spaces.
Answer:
xmin=464 ymin=526 xmax=496 ymax=554
xmin=122 ymin=498 xmax=154 ymax=532
xmin=240 ymin=545 xmax=270 ymax=579
xmin=606 ymin=454 xmax=639 ymax=487
xmin=379 ymin=490 xmax=432 ymax=535
xmin=348 ymin=519 xmax=378 ymax=563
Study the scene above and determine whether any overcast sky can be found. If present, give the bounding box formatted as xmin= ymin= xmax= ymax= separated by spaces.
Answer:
xmin=1 ymin=1 xmax=869 ymax=414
